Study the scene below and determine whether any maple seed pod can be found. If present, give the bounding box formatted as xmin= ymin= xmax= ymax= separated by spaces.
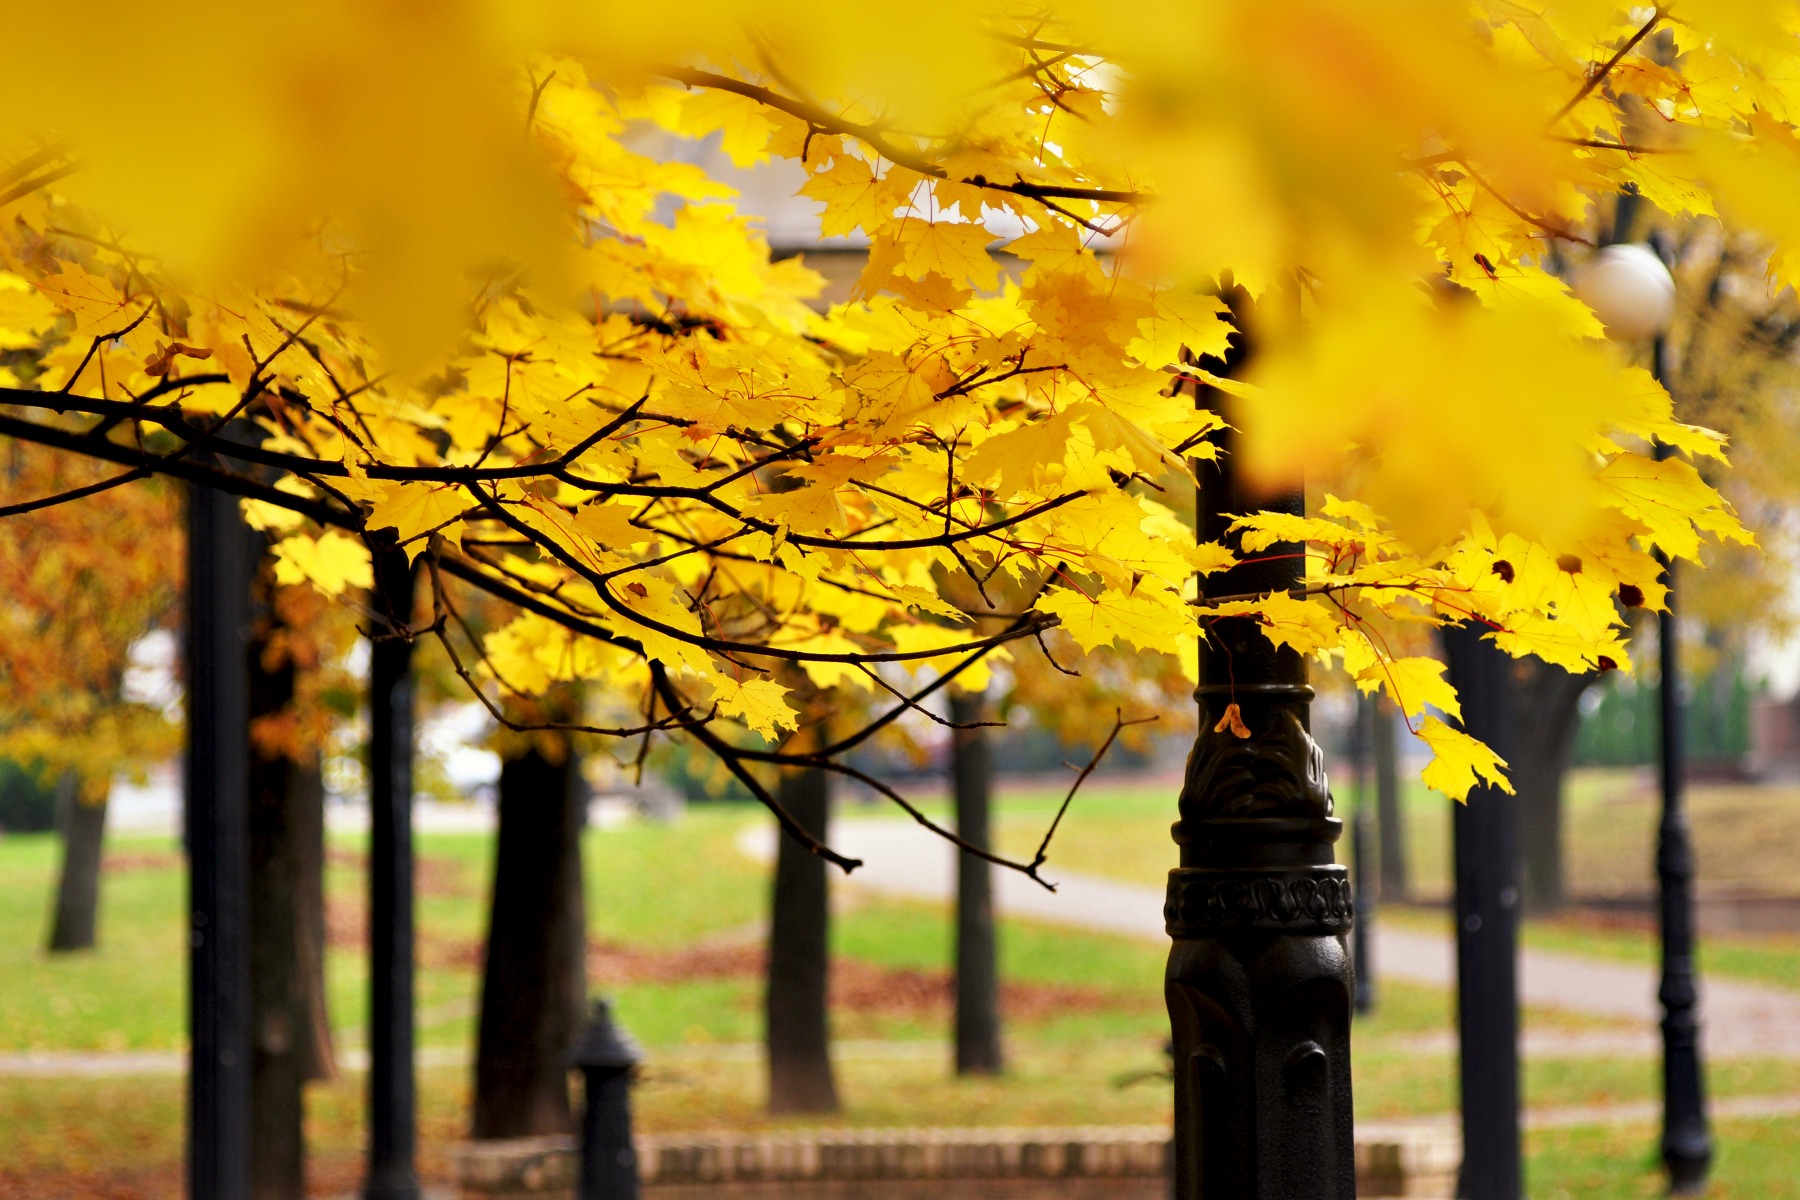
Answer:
xmin=1490 ymin=559 xmax=1516 ymax=583
xmin=1574 ymin=243 xmax=1676 ymax=341
xmin=1618 ymin=583 xmax=1645 ymax=608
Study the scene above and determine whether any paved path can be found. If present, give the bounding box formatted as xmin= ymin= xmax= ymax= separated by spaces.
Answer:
xmin=742 ymin=819 xmax=1800 ymax=1060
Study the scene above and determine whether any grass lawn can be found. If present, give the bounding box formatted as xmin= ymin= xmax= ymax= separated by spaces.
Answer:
xmin=1529 ymin=1117 xmax=1800 ymax=1199
xmin=3 ymin=780 xmax=1798 ymax=1195
xmin=995 ymin=768 xmax=1800 ymax=995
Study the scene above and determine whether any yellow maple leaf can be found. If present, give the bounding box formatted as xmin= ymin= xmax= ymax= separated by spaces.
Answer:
xmin=1596 ymin=453 xmax=1753 ymax=563
xmin=609 ymin=575 xmax=714 ymax=678
xmin=1040 ymin=585 xmax=1185 ymax=654
xmin=962 ymin=410 xmax=1079 ymax=494
xmin=1007 ymin=222 xmax=1103 ymax=280
xmin=710 ymin=676 xmax=800 ymax=740
xmin=1129 ymin=291 xmax=1233 ymax=371
xmin=669 ymin=87 xmax=776 ymax=169
xmin=1205 ymin=593 xmax=1339 ymax=657
xmin=1367 ymin=656 xmax=1460 ymax=721
xmin=574 ymin=501 xmax=650 ymax=551
xmin=270 ymin=532 xmax=373 ymax=598
xmin=366 ymin=482 xmax=469 ymax=556
xmin=894 ymin=221 xmax=1002 ymax=292
xmin=798 ymin=156 xmax=909 ymax=238
xmin=1417 ymin=715 xmax=1513 ymax=803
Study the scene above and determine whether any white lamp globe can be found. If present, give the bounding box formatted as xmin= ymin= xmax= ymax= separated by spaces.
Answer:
xmin=1573 ymin=243 xmax=1676 ymax=341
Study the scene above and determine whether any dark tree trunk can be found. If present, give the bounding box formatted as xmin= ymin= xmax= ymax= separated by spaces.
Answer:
xmin=47 ymin=775 xmax=106 ymax=952
xmin=472 ymin=734 xmax=588 ymax=1139
xmin=1372 ymin=695 xmax=1407 ymax=903
xmin=249 ymin=564 xmax=306 ymax=1200
xmin=765 ymin=753 xmax=838 ymax=1114
xmin=292 ymin=757 xmax=336 ymax=1083
xmin=364 ymin=544 xmax=421 ymax=1199
xmin=1511 ymin=658 xmax=1595 ymax=915
xmin=1443 ymin=623 xmax=1523 ymax=1200
xmin=949 ymin=690 xmax=1002 ymax=1076
xmin=186 ymin=481 xmax=256 ymax=1200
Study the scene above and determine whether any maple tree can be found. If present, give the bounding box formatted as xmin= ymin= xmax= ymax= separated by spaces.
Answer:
xmin=0 ymin=444 xmax=181 ymax=799
xmin=0 ymin=444 xmax=181 ymax=950
xmin=0 ymin=2 xmax=1788 ymax=878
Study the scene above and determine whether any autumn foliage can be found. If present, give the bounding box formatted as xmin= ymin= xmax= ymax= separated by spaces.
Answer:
xmin=0 ymin=3 xmax=1786 ymax=841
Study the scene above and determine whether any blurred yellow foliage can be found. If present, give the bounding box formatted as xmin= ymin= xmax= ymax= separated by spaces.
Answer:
xmin=0 ymin=2 xmax=1792 ymax=799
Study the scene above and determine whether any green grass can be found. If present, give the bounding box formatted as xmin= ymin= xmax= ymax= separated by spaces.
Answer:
xmin=0 ymin=834 xmax=186 ymax=1052
xmin=5 ymin=789 xmax=1800 ymax=1194
xmin=1529 ymin=1117 xmax=1800 ymax=1199
xmin=1001 ymin=767 xmax=1800 ymax=997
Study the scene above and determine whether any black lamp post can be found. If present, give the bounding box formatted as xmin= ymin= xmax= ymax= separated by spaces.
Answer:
xmin=1166 ymin=304 xmax=1356 ymax=1199
xmin=363 ymin=543 xmax=421 ymax=1200
xmin=1652 ymin=358 xmax=1712 ymax=1196
xmin=185 ymin=483 xmax=255 ymax=1200
xmin=572 ymin=999 xmax=644 ymax=1200
xmin=1577 ymin=240 xmax=1711 ymax=1194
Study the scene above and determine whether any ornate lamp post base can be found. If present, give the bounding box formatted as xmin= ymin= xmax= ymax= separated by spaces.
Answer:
xmin=1166 ymin=684 xmax=1356 ymax=1199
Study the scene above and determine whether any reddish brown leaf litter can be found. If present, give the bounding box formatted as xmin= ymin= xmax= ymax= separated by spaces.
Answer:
xmin=99 ymin=850 xmax=181 ymax=874
xmin=579 ymin=938 xmax=1144 ymax=1021
xmin=326 ymin=848 xmax=472 ymax=897
xmin=0 ymin=1169 xmax=179 ymax=1199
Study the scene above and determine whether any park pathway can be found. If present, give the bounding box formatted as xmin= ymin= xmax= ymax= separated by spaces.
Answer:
xmin=743 ymin=818 xmax=1800 ymax=1060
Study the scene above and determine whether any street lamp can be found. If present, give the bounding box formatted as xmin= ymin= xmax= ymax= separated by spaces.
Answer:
xmin=1574 ymin=244 xmax=1676 ymax=341
xmin=1168 ymin=298 xmax=1356 ymax=1199
xmin=1576 ymin=240 xmax=1713 ymax=1195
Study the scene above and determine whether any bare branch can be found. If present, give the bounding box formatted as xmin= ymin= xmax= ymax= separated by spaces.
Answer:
xmin=1028 ymin=711 xmax=1157 ymax=871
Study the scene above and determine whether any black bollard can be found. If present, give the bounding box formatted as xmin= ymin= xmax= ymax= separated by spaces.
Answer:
xmin=572 ymin=999 xmax=644 ymax=1200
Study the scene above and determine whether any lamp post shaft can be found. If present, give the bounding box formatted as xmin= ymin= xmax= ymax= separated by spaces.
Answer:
xmin=1652 ymin=402 xmax=1712 ymax=1190
xmin=1166 ymin=304 xmax=1355 ymax=1199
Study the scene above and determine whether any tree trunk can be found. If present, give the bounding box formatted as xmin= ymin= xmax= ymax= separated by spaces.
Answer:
xmin=949 ymin=691 xmax=1002 ymax=1075
xmin=1511 ymin=658 xmax=1595 ymax=915
xmin=249 ymin=569 xmax=306 ymax=1200
xmin=292 ymin=755 xmax=336 ymax=1083
xmin=47 ymin=775 xmax=106 ymax=952
xmin=472 ymin=735 xmax=588 ymax=1139
xmin=1372 ymin=696 xmax=1407 ymax=903
xmin=765 ymin=751 xmax=839 ymax=1114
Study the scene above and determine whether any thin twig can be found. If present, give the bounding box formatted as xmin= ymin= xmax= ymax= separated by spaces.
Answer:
xmin=0 ymin=465 xmax=147 ymax=517
xmin=1029 ymin=712 xmax=1157 ymax=871
xmin=1548 ymin=8 xmax=1662 ymax=126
